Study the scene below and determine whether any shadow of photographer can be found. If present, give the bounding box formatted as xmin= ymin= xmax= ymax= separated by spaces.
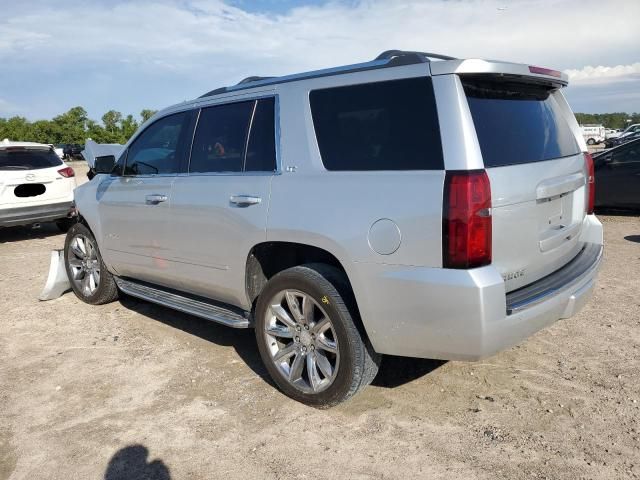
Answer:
xmin=105 ymin=445 xmax=170 ymax=480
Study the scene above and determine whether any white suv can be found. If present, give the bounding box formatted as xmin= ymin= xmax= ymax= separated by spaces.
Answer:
xmin=0 ymin=139 xmax=76 ymax=230
xmin=66 ymin=50 xmax=603 ymax=407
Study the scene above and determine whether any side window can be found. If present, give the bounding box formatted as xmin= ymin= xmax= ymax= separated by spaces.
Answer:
xmin=124 ymin=112 xmax=190 ymax=175
xmin=309 ymin=77 xmax=443 ymax=171
xmin=613 ymin=141 xmax=640 ymax=164
xmin=190 ymin=101 xmax=254 ymax=173
xmin=245 ymin=98 xmax=276 ymax=172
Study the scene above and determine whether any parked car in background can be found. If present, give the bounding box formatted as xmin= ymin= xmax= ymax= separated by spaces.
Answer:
xmin=605 ymin=128 xmax=621 ymax=140
xmin=63 ymin=144 xmax=84 ymax=160
xmin=606 ymin=123 xmax=640 ymax=148
xmin=594 ymin=137 xmax=640 ymax=210
xmin=0 ymin=139 xmax=76 ymax=230
xmin=605 ymin=130 xmax=640 ymax=149
xmin=65 ymin=50 xmax=603 ymax=406
xmin=52 ymin=144 xmax=65 ymax=159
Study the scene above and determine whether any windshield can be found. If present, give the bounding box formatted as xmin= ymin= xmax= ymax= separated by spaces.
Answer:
xmin=463 ymin=76 xmax=580 ymax=167
xmin=0 ymin=148 xmax=63 ymax=170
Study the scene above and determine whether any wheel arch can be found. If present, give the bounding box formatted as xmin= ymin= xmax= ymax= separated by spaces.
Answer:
xmin=245 ymin=241 xmax=355 ymax=304
xmin=245 ymin=240 xmax=372 ymax=325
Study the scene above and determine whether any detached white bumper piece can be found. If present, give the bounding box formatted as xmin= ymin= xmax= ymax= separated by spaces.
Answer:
xmin=39 ymin=249 xmax=70 ymax=301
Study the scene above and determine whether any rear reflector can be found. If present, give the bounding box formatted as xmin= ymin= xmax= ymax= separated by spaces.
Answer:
xmin=443 ymin=170 xmax=492 ymax=269
xmin=57 ymin=167 xmax=75 ymax=178
xmin=584 ymin=152 xmax=595 ymax=214
xmin=528 ymin=65 xmax=562 ymax=78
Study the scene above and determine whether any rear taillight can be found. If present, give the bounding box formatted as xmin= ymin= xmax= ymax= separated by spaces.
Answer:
xmin=58 ymin=167 xmax=75 ymax=178
xmin=443 ymin=170 xmax=492 ymax=269
xmin=584 ymin=152 xmax=595 ymax=214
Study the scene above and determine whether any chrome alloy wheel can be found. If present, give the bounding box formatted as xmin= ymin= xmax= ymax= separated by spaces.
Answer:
xmin=264 ymin=289 xmax=339 ymax=393
xmin=67 ymin=234 xmax=101 ymax=296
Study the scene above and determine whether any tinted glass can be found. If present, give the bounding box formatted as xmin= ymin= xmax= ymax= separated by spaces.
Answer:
xmin=613 ymin=139 xmax=640 ymax=164
xmin=190 ymin=101 xmax=254 ymax=173
xmin=125 ymin=111 xmax=190 ymax=175
xmin=463 ymin=77 xmax=580 ymax=167
xmin=245 ymin=98 xmax=276 ymax=172
xmin=0 ymin=149 xmax=62 ymax=170
xmin=310 ymin=77 xmax=443 ymax=171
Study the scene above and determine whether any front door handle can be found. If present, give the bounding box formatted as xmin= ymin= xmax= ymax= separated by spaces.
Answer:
xmin=145 ymin=194 xmax=168 ymax=205
xmin=230 ymin=195 xmax=262 ymax=207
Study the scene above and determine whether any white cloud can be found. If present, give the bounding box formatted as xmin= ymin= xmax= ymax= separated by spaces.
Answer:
xmin=565 ymin=63 xmax=640 ymax=83
xmin=0 ymin=0 xmax=639 ymax=118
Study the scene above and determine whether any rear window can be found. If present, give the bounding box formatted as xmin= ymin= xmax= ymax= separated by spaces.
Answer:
xmin=0 ymin=149 xmax=62 ymax=170
xmin=310 ymin=77 xmax=443 ymax=171
xmin=463 ymin=77 xmax=580 ymax=167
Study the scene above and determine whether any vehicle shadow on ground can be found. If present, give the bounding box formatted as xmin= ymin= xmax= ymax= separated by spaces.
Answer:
xmin=119 ymin=295 xmax=443 ymax=389
xmin=104 ymin=444 xmax=170 ymax=480
xmin=624 ymin=235 xmax=640 ymax=244
xmin=0 ymin=223 xmax=61 ymax=243
xmin=118 ymin=295 xmax=273 ymax=386
xmin=373 ymin=356 xmax=446 ymax=388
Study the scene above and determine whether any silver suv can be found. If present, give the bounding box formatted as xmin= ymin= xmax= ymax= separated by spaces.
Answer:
xmin=66 ymin=50 xmax=603 ymax=407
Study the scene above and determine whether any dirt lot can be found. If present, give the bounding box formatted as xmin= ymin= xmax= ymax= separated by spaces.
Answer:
xmin=1 ymin=163 xmax=639 ymax=480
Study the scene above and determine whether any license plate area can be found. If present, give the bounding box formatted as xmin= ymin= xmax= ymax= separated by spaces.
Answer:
xmin=14 ymin=183 xmax=46 ymax=198
xmin=537 ymin=193 xmax=579 ymax=252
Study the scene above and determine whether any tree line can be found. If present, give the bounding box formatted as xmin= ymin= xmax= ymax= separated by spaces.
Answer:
xmin=574 ymin=112 xmax=640 ymax=130
xmin=1 ymin=107 xmax=639 ymax=146
xmin=0 ymin=107 xmax=158 ymax=145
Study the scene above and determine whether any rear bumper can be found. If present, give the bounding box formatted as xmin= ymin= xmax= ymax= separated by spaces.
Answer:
xmin=0 ymin=201 xmax=74 ymax=227
xmin=355 ymin=215 xmax=603 ymax=361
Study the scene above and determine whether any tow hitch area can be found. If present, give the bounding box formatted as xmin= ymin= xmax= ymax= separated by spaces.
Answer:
xmin=39 ymin=249 xmax=70 ymax=301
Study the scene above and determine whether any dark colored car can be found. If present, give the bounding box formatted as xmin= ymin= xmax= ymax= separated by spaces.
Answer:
xmin=605 ymin=129 xmax=640 ymax=148
xmin=593 ymin=137 xmax=640 ymax=210
xmin=62 ymin=144 xmax=84 ymax=159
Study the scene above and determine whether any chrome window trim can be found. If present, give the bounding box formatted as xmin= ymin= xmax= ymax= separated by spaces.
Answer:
xmin=184 ymin=93 xmax=281 ymax=177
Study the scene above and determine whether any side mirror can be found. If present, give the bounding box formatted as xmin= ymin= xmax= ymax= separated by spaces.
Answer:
xmin=94 ymin=155 xmax=117 ymax=174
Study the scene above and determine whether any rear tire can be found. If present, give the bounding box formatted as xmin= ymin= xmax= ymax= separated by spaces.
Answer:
xmin=64 ymin=223 xmax=119 ymax=305
xmin=254 ymin=263 xmax=380 ymax=407
xmin=587 ymin=138 xmax=596 ymax=145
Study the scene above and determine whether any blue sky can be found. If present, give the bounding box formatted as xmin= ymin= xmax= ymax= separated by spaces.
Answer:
xmin=1 ymin=0 xmax=638 ymax=121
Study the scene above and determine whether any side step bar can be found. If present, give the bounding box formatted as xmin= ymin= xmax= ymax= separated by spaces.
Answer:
xmin=114 ymin=277 xmax=251 ymax=328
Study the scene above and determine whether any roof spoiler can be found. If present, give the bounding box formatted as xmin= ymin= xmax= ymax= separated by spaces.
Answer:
xmin=430 ymin=59 xmax=569 ymax=87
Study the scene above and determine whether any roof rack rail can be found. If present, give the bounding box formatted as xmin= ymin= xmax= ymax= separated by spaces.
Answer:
xmin=237 ymin=76 xmax=275 ymax=85
xmin=198 ymin=49 xmax=457 ymax=99
xmin=375 ymin=50 xmax=457 ymax=65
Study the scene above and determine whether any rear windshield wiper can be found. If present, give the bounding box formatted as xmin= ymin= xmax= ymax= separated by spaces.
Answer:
xmin=0 ymin=165 xmax=30 ymax=170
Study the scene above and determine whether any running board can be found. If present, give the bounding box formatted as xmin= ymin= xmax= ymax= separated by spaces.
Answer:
xmin=114 ymin=277 xmax=251 ymax=328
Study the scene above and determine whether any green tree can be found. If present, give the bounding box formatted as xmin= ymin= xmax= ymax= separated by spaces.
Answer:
xmin=140 ymin=109 xmax=157 ymax=123
xmin=120 ymin=114 xmax=139 ymax=142
xmin=86 ymin=119 xmax=107 ymax=143
xmin=0 ymin=116 xmax=33 ymax=142
xmin=574 ymin=112 xmax=640 ymax=130
xmin=52 ymin=106 xmax=89 ymax=144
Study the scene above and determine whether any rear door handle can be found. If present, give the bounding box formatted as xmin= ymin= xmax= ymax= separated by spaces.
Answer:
xmin=230 ymin=195 xmax=262 ymax=207
xmin=145 ymin=194 xmax=168 ymax=205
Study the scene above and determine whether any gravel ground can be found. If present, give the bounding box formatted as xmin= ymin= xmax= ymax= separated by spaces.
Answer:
xmin=1 ymin=163 xmax=639 ymax=480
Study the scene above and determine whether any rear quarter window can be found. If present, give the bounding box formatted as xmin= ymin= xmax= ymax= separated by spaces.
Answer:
xmin=463 ymin=77 xmax=580 ymax=167
xmin=310 ymin=77 xmax=444 ymax=171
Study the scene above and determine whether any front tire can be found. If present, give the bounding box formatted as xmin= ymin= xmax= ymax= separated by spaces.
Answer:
xmin=587 ymin=138 xmax=596 ymax=145
xmin=255 ymin=264 xmax=380 ymax=407
xmin=64 ymin=223 xmax=119 ymax=305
